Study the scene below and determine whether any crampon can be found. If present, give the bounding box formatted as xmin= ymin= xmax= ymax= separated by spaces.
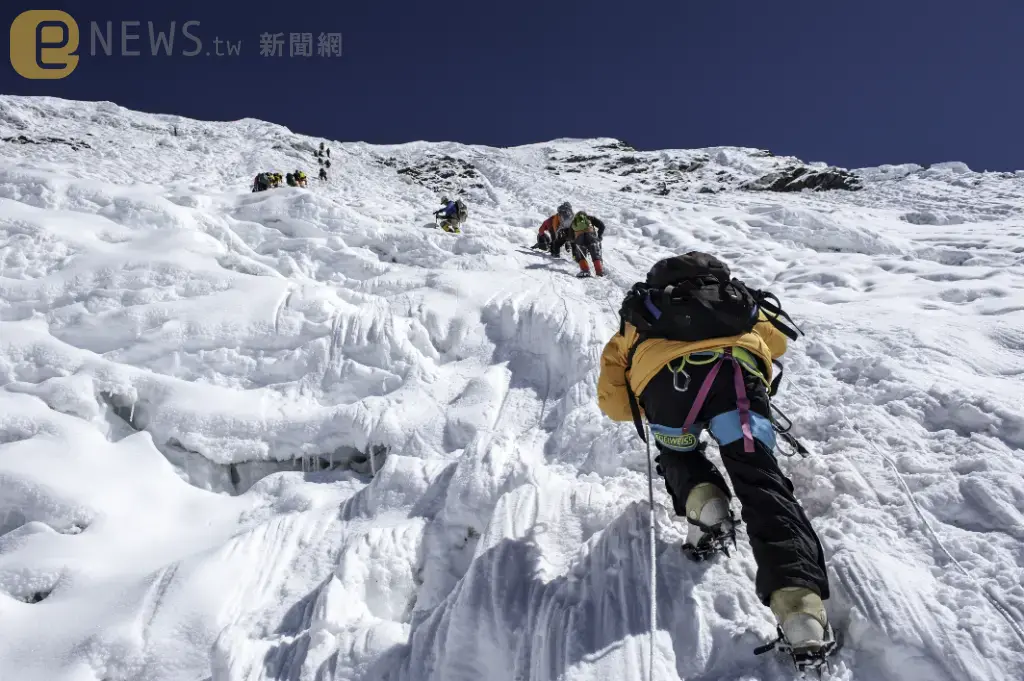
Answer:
xmin=681 ymin=515 xmax=738 ymax=561
xmin=754 ymin=623 xmax=840 ymax=677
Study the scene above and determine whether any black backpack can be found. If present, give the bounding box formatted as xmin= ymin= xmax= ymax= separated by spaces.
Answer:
xmin=618 ymin=252 xmax=802 ymax=440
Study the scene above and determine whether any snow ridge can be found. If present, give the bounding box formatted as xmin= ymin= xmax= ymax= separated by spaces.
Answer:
xmin=0 ymin=96 xmax=1023 ymax=681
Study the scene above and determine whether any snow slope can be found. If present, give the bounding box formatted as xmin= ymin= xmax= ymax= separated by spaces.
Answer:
xmin=1 ymin=96 xmax=1023 ymax=681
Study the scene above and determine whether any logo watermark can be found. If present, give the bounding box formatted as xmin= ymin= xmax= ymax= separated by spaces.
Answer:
xmin=10 ymin=11 xmax=343 ymax=79
xmin=10 ymin=10 xmax=80 ymax=79
xmin=259 ymin=33 xmax=342 ymax=58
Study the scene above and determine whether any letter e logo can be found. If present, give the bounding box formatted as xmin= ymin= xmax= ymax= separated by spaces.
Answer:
xmin=10 ymin=10 xmax=80 ymax=79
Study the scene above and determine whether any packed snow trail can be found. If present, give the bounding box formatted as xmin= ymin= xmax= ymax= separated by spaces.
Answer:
xmin=0 ymin=97 xmax=1022 ymax=681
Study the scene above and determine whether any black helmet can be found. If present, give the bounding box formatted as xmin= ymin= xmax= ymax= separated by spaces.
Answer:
xmin=441 ymin=196 xmax=450 ymax=204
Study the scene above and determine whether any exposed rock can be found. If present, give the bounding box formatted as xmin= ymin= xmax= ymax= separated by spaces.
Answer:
xmin=562 ymin=154 xmax=605 ymax=164
xmin=22 ymin=590 xmax=51 ymax=604
xmin=744 ymin=166 xmax=862 ymax=192
xmin=594 ymin=140 xmax=636 ymax=152
xmin=393 ymin=155 xmax=482 ymax=194
xmin=2 ymin=134 xmax=91 ymax=151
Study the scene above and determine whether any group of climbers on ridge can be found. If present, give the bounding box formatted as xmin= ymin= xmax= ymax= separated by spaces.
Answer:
xmin=314 ymin=142 xmax=332 ymax=181
xmin=252 ymin=169 xmax=312 ymax=192
xmin=252 ymin=142 xmax=333 ymax=192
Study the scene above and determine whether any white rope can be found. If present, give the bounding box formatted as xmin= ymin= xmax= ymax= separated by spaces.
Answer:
xmin=787 ymin=380 xmax=1024 ymax=647
xmin=644 ymin=422 xmax=658 ymax=681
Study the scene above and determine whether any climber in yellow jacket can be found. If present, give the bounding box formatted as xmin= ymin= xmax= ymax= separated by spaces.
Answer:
xmin=597 ymin=251 xmax=833 ymax=667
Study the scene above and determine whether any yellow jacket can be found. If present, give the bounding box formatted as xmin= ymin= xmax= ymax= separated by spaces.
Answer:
xmin=597 ymin=314 xmax=789 ymax=422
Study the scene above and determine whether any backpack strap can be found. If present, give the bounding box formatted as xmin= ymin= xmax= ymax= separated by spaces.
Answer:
xmin=770 ymin=359 xmax=785 ymax=397
xmin=754 ymin=291 xmax=802 ymax=340
xmin=623 ymin=337 xmax=647 ymax=442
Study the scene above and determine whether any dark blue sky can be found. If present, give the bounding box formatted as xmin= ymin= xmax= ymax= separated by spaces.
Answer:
xmin=4 ymin=1 xmax=1023 ymax=170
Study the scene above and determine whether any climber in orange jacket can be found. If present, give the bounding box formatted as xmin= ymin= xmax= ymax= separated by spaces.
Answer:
xmin=530 ymin=202 xmax=576 ymax=257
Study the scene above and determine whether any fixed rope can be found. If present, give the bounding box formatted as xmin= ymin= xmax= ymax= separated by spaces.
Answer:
xmin=644 ymin=422 xmax=658 ymax=681
xmin=786 ymin=379 xmax=1024 ymax=648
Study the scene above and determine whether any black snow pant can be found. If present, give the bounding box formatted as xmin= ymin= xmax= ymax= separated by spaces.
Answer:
xmin=574 ymin=231 xmax=601 ymax=264
xmin=639 ymin=356 xmax=830 ymax=605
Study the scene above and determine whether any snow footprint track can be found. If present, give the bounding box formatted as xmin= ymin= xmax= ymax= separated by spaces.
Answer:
xmin=829 ymin=547 xmax=1020 ymax=681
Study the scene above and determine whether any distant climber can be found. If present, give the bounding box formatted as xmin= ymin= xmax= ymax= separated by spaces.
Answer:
xmin=530 ymin=202 xmax=575 ymax=257
xmin=531 ymin=202 xmax=607 ymax=266
xmin=295 ymin=170 xmax=308 ymax=188
xmin=566 ymin=210 xmax=604 ymax=277
xmin=434 ymin=196 xmax=468 ymax=233
xmin=597 ymin=252 xmax=835 ymax=671
xmin=252 ymin=172 xmax=279 ymax=192
xmin=319 ymin=167 xmax=328 ymax=181
xmin=314 ymin=143 xmax=332 ymax=160
xmin=286 ymin=172 xmax=297 ymax=187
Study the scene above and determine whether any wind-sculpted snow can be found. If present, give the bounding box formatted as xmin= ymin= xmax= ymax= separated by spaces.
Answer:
xmin=0 ymin=96 xmax=1023 ymax=681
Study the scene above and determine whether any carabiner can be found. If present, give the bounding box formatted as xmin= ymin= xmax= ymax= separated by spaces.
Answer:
xmin=672 ymin=366 xmax=691 ymax=392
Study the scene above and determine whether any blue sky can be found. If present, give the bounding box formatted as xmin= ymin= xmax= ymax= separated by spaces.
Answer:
xmin=4 ymin=1 xmax=1022 ymax=170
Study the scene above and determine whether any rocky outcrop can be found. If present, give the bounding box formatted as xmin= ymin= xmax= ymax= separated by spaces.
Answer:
xmin=393 ymin=155 xmax=485 ymax=194
xmin=744 ymin=166 xmax=862 ymax=192
xmin=2 ymin=134 xmax=91 ymax=151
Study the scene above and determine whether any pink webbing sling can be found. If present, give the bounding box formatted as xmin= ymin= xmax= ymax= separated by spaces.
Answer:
xmin=680 ymin=349 xmax=755 ymax=453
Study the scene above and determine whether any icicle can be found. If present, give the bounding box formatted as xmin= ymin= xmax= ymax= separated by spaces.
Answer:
xmin=129 ymin=400 xmax=135 ymax=425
